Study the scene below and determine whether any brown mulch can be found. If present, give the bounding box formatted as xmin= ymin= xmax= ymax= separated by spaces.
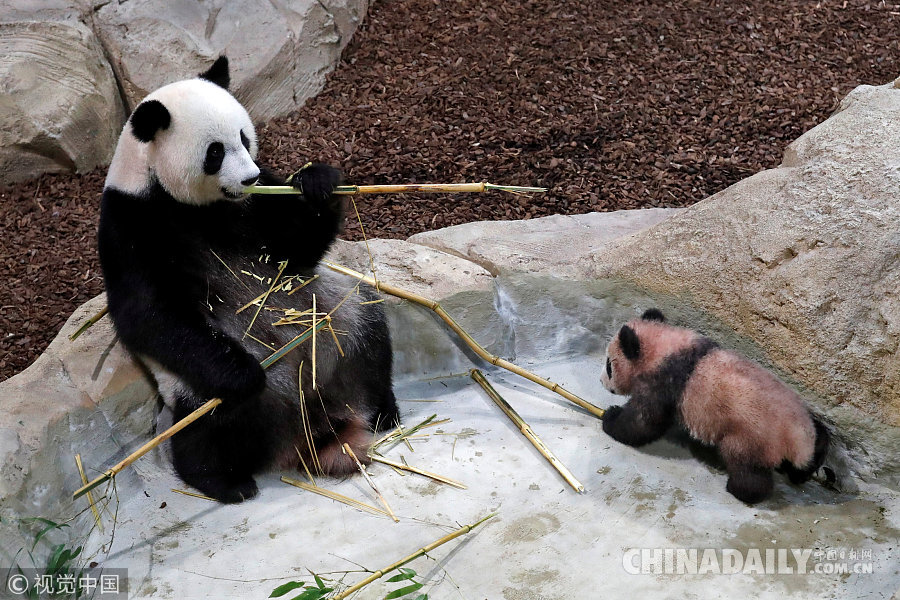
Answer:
xmin=1 ymin=0 xmax=899 ymax=381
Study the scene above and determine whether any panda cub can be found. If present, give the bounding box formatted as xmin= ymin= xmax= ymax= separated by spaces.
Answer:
xmin=600 ymin=309 xmax=829 ymax=504
xmin=98 ymin=57 xmax=398 ymax=503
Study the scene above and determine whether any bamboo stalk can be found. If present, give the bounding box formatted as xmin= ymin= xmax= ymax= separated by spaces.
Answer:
xmin=73 ymin=398 xmax=223 ymax=500
xmin=281 ymin=476 xmax=389 ymax=518
xmin=343 ymin=443 xmax=398 ymax=523
xmin=74 ymin=454 xmax=103 ymax=533
xmin=368 ymin=454 xmax=467 ymax=490
xmin=323 ymin=261 xmax=605 ymax=419
xmin=331 ymin=513 xmax=496 ymax=600
xmin=245 ymin=183 xmax=546 ymax=196
xmin=260 ymin=317 xmax=330 ymax=369
xmin=471 ymin=369 xmax=585 ymax=493
xmin=68 ymin=306 xmax=109 ymax=341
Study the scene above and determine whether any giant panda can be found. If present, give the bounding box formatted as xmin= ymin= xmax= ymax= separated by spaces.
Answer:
xmin=599 ymin=309 xmax=829 ymax=504
xmin=98 ymin=56 xmax=398 ymax=503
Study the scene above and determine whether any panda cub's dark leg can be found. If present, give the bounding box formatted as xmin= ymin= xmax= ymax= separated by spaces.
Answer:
xmin=602 ymin=390 xmax=674 ymax=447
xmin=170 ymin=396 xmax=265 ymax=503
xmin=724 ymin=462 xmax=774 ymax=504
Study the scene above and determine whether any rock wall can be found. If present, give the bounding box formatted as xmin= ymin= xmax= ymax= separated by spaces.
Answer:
xmin=0 ymin=0 xmax=368 ymax=185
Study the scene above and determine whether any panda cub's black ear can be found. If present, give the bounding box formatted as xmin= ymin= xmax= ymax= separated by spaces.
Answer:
xmin=130 ymin=100 xmax=171 ymax=143
xmin=199 ymin=55 xmax=230 ymax=89
xmin=619 ymin=325 xmax=641 ymax=360
xmin=641 ymin=308 xmax=666 ymax=322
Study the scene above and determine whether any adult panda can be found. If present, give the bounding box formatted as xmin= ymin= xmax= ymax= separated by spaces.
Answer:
xmin=98 ymin=57 xmax=398 ymax=503
xmin=600 ymin=309 xmax=829 ymax=504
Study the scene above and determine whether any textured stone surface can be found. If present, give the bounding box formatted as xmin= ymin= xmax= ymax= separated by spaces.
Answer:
xmin=0 ymin=20 xmax=125 ymax=184
xmin=0 ymin=0 xmax=368 ymax=183
xmin=409 ymin=208 xmax=679 ymax=277
xmin=92 ymin=0 xmax=367 ymax=120
xmin=0 ymin=295 xmax=156 ymax=559
xmin=579 ymin=82 xmax=900 ymax=431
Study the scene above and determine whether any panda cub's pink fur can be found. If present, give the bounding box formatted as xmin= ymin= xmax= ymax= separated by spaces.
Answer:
xmin=600 ymin=309 xmax=828 ymax=504
xmin=683 ymin=351 xmax=816 ymax=469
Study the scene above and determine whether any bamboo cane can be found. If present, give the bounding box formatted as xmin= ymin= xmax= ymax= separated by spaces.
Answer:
xmin=323 ymin=261 xmax=605 ymax=419
xmin=74 ymin=454 xmax=104 ymax=532
xmin=343 ymin=443 xmax=398 ymax=523
xmin=368 ymin=454 xmax=467 ymax=490
xmin=471 ymin=369 xmax=585 ymax=493
xmin=245 ymin=183 xmax=546 ymax=196
xmin=73 ymin=398 xmax=223 ymax=500
xmin=331 ymin=513 xmax=496 ymax=600
xmin=68 ymin=306 xmax=109 ymax=341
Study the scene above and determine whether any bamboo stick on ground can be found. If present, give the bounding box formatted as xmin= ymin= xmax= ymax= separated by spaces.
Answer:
xmin=74 ymin=454 xmax=103 ymax=533
xmin=281 ymin=476 xmax=389 ymax=518
xmin=343 ymin=443 xmax=398 ymax=523
xmin=68 ymin=306 xmax=109 ymax=341
xmin=368 ymin=454 xmax=467 ymax=490
xmin=471 ymin=369 xmax=585 ymax=493
xmin=331 ymin=513 xmax=496 ymax=600
xmin=73 ymin=397 xmax=223 ymax=500
xmin=324 ymin=261 xmax=605 ymax=419
xmin=245 ymin=183 xmax=546 ymax=195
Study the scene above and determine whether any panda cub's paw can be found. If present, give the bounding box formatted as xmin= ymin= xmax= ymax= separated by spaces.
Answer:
xmin=291 ymin=163 xmax=342 ymax=211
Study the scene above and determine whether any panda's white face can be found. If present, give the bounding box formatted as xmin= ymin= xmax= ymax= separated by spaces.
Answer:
xmin=149 ymin=79 xmax=260 ymax=204
xmin=107 ymin=77 xmax=260 ymax=205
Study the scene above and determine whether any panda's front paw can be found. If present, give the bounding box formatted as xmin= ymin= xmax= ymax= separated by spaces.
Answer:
xmin=218 ymin=350 xmax=266 ymax=405
xmin=601 ymin=405 xmax=623 ymax=433
xmin=290 ymin=163 xmax=342 ymax=211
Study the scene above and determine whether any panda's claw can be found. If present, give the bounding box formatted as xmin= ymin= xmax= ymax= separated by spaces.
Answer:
xmin=292 ymin=163 xmax=342 ymax=209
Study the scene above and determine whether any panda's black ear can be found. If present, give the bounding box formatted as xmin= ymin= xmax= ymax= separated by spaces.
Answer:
xmin=641 ymin=308 xmax=666 ymax=322
xmin=130 ymin=100 xmax=170 ymax=143
xmin=199 ymin=55 xmax=230 ymax=89
xmin=619 ymin=325 xmax=641 ymax=360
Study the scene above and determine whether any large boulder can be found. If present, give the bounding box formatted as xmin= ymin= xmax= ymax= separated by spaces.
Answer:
xmin=577 ymin=81 xmax=900 ymax=433
xmin=0 ymin=0 xmax=369 ymax=185
xmin=0 ymin=19 xmax=125 ymax=184
xmin=92 ymin=0 xmax=367 ymax=119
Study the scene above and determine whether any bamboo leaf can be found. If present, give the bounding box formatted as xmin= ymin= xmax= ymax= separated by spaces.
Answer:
xmin=270 ymin=581 xmax=305 ymax=597
xmin=384 ymin=581 xmax=424 ymax=599
xmin=386 ymin=569 xmax=416 ymax=583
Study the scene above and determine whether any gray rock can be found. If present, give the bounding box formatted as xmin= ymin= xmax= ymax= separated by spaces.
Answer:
xmin=573 ymin=82 xmax=900 ymax=478
xmin=92 ymin=0 xmax=367 ymax=120
xmin=0 ymin=20 xmax=125 ymax=184
xmin=409 ymin=208 xmax=679 ymax=277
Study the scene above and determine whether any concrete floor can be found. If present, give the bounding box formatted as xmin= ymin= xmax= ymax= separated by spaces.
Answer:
xmin=65 ymin=276 xmax=899 ymax=600
xmin=81 ymin=356 xmax=899 ymax=599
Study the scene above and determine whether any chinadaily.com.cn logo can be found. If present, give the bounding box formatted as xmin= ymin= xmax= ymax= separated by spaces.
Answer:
xmin=5 ymin=568 xmax=128 ymax=598
xmin=622 ymin=547 xmax=875 ymax=575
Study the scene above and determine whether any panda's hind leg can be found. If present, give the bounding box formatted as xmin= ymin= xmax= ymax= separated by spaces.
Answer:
xmin=170 ymin=396 xmax=266 ymax=503
xmin=724 ymin=462 xmax=774 ymax=504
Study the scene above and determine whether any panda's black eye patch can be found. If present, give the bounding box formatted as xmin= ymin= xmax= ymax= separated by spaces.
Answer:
xmin=606 ymin=357 xmax=612 ymax=378
xmin=204 ymin=142 xmax=225 ymax=175
xmin=240 ymin=130 xmax=250 ymax=151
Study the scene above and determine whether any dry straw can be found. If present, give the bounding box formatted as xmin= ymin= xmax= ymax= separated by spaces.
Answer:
xmin=471 ymin=369 xmax=585 ymax=493
xmin=323 ymin=261 xmax=605 ymax=419
xmin=331 ymin=513 xmax=496 ymax=600
xmin=280 ymin=476 xmax=389 ymax=518
xmin=343 ymin=443 xmax=398 ymax=522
